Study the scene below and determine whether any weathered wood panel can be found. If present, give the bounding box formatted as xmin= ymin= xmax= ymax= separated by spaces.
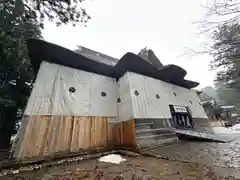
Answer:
xmin=112 ymin=120 xmax=136 ymax=149
xmin=13 ymin=116 xmax=51 ymax=158
xmin=12 ymin=116 xmax=136 ymax=161
xmin=70 ymin=117 xmax=109 ymax=151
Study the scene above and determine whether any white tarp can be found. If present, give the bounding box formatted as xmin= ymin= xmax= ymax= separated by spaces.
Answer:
xmin=25 ymin=61 xmax=118 ymax=116
xmin=231 ymin=124 xmax=240 ymax=131
xmin=24 ymin=61 xmax=207 ymax=121
xmin=126 ymin=72 xmax=207 ymax=119
xmin=213 ymin=126 xmax=240 ymax=134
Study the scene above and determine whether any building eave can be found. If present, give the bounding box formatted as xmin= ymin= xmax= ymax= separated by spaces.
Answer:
xmin=74 ymin=45 xmax=119 ymax=66
xmin=27 ymin=38 xmax=199 ymax=89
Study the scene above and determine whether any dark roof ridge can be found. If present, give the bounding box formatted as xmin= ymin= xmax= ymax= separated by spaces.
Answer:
xmin=27 ymin=38 xmax=199 ymax=89
xmin=138 ymin=47 xmax=163 ymax=69
xmin=75 ymin=45 xmax=119 ymax=66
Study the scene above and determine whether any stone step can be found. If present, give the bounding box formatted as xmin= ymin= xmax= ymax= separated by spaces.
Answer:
xmin=135 ymin=122 xmax=154 ymax=127
xmin=137 ymin=137 xmax=178 ymax=150
xmin=136 ymin=128 xmax=174 ymax=134
xmin=135 ymin=125 xmax=152 ymax=131
xmin=136 ymin=133 xmax=176 ymax=140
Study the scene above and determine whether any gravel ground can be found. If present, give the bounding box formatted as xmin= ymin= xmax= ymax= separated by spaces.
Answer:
xmin=2 ymin=129 xmax=240 ymax=179
xmin=147 ymin=136 xmax=240 ymax=178
xmin=1 ymin=155 xmax=237 ymax=180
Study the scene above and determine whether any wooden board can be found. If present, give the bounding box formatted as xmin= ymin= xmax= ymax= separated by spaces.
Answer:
xmin=12 ymin=116 xmax=136 ymax=160
xmin=112 ymin=120 xmax=136 ymax=149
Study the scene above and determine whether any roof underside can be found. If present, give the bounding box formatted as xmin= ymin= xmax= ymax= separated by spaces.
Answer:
xmin=27 ymin=39 xmax=199 ymax=89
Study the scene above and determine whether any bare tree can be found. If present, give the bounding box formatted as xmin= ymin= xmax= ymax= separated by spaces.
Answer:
xmin=1 ymin=0 xmax=91 ymax=29
xmin=198 ymin=0 xmax=240 ymax=34
xmin=181 ymin=0 xmax=240 ymax=93
xmin=183 ymin=0 xmax=240 ymax=57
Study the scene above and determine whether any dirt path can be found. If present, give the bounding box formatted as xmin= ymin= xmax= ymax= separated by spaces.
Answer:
xmin=147 ymin=139 xmax=240 ymax=178
xmin=2 ymin=155 xmax=237 ymax=180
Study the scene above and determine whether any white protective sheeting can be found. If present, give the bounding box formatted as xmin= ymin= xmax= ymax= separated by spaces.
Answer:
xmin=25 ymin=61 xmax=118 ymax=116
xmin=24 ymin=62 xmax=59 ymax=115
xmin=129 ymin=73 xmax=172 ymax=119
xmin=212 ymin=127 xmax=236 ymax=134
xmin=117 ymin=73 xmax=134 ymax=121
xmin=118 ymin=72 xmax=207 ymax=119
xmin=25 ymin=62 xmax=206 ymax=120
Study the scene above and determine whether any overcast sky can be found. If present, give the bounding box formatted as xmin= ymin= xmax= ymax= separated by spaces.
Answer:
xmin=42 ymin=0 xmax=217 ymax=89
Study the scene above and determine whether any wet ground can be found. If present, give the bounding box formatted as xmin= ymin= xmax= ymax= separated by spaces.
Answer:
xmin=147 ymin=134 xmax=240 ymax=178
xmin=1 ymin=155 xmax=231 ymax=180
xmin=2 ymin=129 xmax=240 ymax=179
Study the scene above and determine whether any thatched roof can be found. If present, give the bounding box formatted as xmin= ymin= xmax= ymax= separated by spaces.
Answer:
xmin=74 ymin=46 xmax=164 ymax=69
xmin=27 ymin=38 xmax=199 ymax=89
xmin=138 ymin=47 xmax=163 ymax=69
xmin=74 ymin=46 xmax=119 ymax=66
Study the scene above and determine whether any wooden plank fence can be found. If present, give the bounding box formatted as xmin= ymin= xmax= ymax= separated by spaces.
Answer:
xmin=11 ymin=116 xmax=136 ymax=161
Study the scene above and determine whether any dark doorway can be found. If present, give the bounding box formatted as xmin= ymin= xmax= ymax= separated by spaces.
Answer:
xmin=169 ymin=105 xmax=193 ymax=129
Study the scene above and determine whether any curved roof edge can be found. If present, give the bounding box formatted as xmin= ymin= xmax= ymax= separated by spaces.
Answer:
xmin=27 ymin=38 xmax=199 ymax=89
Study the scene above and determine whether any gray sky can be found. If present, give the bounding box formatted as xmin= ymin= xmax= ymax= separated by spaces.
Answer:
xmin=42 ymin=0 xmax=216 ymax=89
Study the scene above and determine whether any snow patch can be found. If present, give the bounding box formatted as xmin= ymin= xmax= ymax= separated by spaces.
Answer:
xmin=99 ymin=154 xmax=126 ymax=164
xmin=231 ymin=124 xmax=240 ymax=131
xmin=213 ymin=126 xmax=240 ymax=134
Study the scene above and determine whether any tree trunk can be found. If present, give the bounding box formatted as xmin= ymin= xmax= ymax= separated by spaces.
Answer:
xmin=0 ymin=107 xmax=17 ymax=149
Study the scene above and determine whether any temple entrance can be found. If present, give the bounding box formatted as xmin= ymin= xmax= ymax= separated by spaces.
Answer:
xmin=169 ymin=105 xmax=193 ymax=129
